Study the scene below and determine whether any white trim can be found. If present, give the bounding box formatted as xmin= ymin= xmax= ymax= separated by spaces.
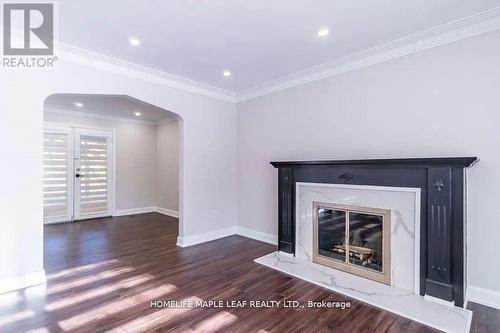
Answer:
xmin=44 ymin=122 xmax=117 ymax=220
xmin=0 ymin=270 xmax=47 ymax=295
xmin=235 ymin=226 xmax=278 ymax=245
xmin=3 ymin=8 xmax=500 ymax=103
xmin=111 ymin=128 xmax=117 ymax=217
xmin=45 ymin=107 xmax=160 ymax=126
xmin=154 ymin=207 xmax=179 ymax=218
xmin=113 ymin=206 xmax=180 ymax=218
xmin=296 ymin=182 xmax=421 ymax=295
xmin=74 ymin=127 xmax=115 ymax=220
xmin=1 ymin=27 xmax=235 ymax=102
xmin=176 ymin=227 xmax=237 ymax=247
xmin=176 ymin=225 xmax=278 ymax=248
xmin=236 ymin=7 xmax=500 ymax=101
xmin=157 ymin=117 xmax=179 ymax=125
xmin=467 ymin=285 xmax=500 ymax=310
xmin=44 ymin=121 xmax=117 ymax=134
xmin=43 ymin=124 xmax=72 ymax=135
xmin=75 ymin=213 xmax=113 ymax=221
xmin=44 ymin=216 xmax=71 ymax=225
xmin=464 ymin=170 xmax=469 ymax=310
xmin=55 ymin=42 xmax=238 ymax=103
xmin=43 ymin=124 xmax=74 ymax=223
xmin=114 ymin=207 xmax=156 ymax=217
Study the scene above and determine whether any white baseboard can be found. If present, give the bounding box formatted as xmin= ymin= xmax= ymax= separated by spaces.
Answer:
xmin=467 ymin=285 xmax=500 ymax=310
xmin=0 ymin=270 xmax=46 ymax=295
xmin=176 ymin=226 xmax=278 ymax=248
xmin=176 ymin=227 xmax=237 ymax=247
xmin=113 ymin=207 xmax=277 ymax=250
xmin=113 ymin=207 xmax=276 ymax=248
xmin=154 ymin=207 xmax=179 ymax=218
xmin=114 ymin=207 xmax=155 ymax=216
xmin=236 ymin=226 xmax=278 ymax=245
xmin=114 ymin=206 xmax=179 ymax=218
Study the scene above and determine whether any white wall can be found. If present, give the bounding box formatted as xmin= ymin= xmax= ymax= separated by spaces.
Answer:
xmin=44 ymin=110 xmax=159 ymax=212
xmin=156 ymin=120 xmax=180 ymax=212
xmin=237 ymin=30 xmax=500 ymax=301
xmin=0 ymin=58 xmax=237 ymax=292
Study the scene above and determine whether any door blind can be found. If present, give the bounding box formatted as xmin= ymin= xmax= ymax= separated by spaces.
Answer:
xmin=79 ymin=135 xmax=109 ymax=215
xmin=43 ymin=133 xmax=69 ymax=218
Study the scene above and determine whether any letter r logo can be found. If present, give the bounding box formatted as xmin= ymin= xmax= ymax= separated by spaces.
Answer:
xmin=3 ymin=3 xmax=54 ymax=55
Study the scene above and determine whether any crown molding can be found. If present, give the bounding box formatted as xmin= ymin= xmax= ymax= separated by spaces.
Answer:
xmin=236 ymin=7 xmax=500 ymax=102
xmin=3 ymin=7 xmax=500 ymax=104
xmin=0 ymin=28 xmax=238 ymax=102
xmin=55 ymin=44 xmax=239 ymax=103
xmin=44 ymin=105 xmax=172 ymax=126
xmin=157 ymin=117 xmax=179 ymax=125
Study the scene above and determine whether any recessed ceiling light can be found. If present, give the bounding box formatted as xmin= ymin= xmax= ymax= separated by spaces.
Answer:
xmin=134 ymin=111 xmax=142 ymax=117
xmin=129 ymin=37 xmax=141 ymax=46
xmin=74 ymin=102 xmax=83 ymax=108
xmin=223 ymin=70 xmax=231 ymax=77
xmin=317 ymin=28 xmax=329 ymax=37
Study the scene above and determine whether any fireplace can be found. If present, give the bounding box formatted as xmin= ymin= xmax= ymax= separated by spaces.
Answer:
xmin=271 ymin=157 xmax=478 ymax=306
xmin=313 ymin=202 xmax=391 ymax=284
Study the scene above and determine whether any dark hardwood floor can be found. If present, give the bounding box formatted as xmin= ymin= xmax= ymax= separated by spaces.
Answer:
xmin=0 ymin=213 xmax=497 ymax=332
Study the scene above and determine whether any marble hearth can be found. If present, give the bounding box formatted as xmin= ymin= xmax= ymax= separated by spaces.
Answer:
xmin=255 ymin=252 xmax=471 ymax=333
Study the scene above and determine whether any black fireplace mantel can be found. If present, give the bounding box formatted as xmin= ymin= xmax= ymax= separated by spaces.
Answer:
xmin=271 ymin=157 xmax=478 ymax=307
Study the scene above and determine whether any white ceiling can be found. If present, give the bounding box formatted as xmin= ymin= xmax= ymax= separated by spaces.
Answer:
xmin=45 ymin=94 xmax=178 ymax=123
xmin=57 ymin=1 xmax=500 ymax=92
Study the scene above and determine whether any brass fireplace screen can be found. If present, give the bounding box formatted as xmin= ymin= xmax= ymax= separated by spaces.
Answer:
xmin=312 ymin=202 xmax=391 ymax=285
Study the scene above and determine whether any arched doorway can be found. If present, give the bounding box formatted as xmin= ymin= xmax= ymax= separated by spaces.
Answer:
xmin=42 ymin=93 xmax=183 ymax=268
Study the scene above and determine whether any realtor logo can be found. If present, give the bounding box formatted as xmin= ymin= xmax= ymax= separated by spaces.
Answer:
xmin=3 ymin=3 xmax=54 ymax=55
xmin=2 ymin=2 xmax=57 ymax=68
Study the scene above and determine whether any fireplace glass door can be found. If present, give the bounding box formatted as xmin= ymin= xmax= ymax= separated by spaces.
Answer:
xmin=348 ymin=212 xmax=383 ymax=272
xmin=313 ymin=202 xmax=391 ymax=285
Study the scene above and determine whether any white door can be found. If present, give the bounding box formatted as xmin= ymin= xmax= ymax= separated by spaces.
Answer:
xmin=43 ymin=125 xmax=114 ymax=223
xmin=43 ymin=126 xmax=74 ymax=224
xmin=74 ymin=128 xmax=113 ymax=221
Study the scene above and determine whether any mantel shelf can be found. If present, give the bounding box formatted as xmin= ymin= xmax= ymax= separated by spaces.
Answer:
xmin=271 ymin=157 xmax=478 ymax=168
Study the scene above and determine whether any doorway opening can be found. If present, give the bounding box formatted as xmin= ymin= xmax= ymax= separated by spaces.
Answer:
xmin=42 ymin=93 xmax=181 ymax=226
xmin=43 ymin=125 xmax=114 ymax=223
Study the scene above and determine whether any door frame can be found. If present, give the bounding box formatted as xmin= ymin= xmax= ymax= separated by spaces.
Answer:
xmin=43 ymin=122 xmax=117 ymax=223
xmin=74 ymin=127 xmax=114 ymax=221
xmin=43 ymin=125 xmax=75 ymax=224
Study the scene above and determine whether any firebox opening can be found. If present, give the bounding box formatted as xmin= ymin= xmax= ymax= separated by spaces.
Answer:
xmin=313 ymin=202 xmax=391 ymax=285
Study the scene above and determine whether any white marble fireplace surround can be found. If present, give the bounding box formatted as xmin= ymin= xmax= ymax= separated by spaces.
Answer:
xmin=255 ymin=182 xmax=472 ymax=333
xmin=296 ymin=183 xmax=421 ymax=293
